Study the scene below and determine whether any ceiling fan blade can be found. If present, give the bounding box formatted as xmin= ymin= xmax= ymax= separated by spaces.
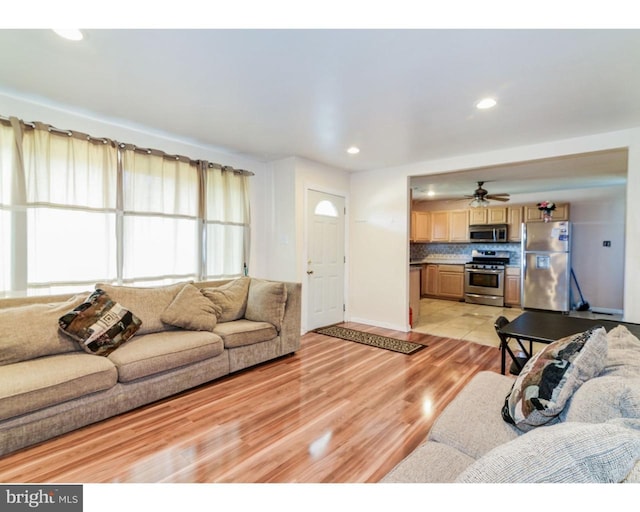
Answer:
xmin=486 ymin=196 xmax=510 ymax=202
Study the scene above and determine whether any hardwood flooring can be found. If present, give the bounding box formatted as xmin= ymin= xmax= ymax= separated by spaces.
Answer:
xmin=0 ymin=322 xmax=502 ymax=483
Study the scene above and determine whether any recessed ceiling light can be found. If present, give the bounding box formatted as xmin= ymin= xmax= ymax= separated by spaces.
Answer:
xmin=347 ymin=146 xmax=360 ymax=155
xmin=476 ymin=98 xmax=497 ymax=110
xmin=52 ymin=29 xmax=84 ymax=41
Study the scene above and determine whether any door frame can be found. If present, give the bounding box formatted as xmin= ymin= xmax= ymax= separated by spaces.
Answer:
xmin=302 ymin=184 xmax=349 ymax=334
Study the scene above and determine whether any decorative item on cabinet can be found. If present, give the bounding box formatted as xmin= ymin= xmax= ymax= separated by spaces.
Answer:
xmin=524 ymin=202 xmax=569 ymax=222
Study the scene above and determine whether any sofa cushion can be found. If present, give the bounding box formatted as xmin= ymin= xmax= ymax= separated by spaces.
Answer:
xmin=456 ymin=418 xmax=640 ymax=483
xmin=0 ymin=295 xmax=86 ymax=366
xmin=95 ymin=282 xmax=186 ymax=335
xmin=213 ymin=319 xmax=278 ymax=349
xmin=108 ymin=330 xmax=224 ymax=382
xmin=58 ymin=289 xmax=142 ymax=356
xmin=561 ymin=375 xmax=640 ymax=423
xmin=502 ymin=327 xmax=608 ymax=432
xmin=245 ymin=279 xmax=287 ymax=332
xmin=602 ymin=325 xmax=640 ymax=378
xmin=427 ymin=371 xmax=520 ymax=460
xmin=0 ymin=352 xmax=117 ymax=421
xmin=200 ymin=277 xmax=250 ymax=322
xmin=381 ymin=441 xmax=476 ymax=483
xmin=160 ymin=283 xmax=218 ymax=332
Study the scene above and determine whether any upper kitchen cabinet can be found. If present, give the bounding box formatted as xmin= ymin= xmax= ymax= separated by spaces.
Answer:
xmin=430 ymin=210 xmax=469 ymax=242
xmin=507 ymin=206 xmax=523 ymax=242
xmin=449 ymin=209 xmax=469 ymax=242
xmin=430 ymin=211 xmax=449 ymax=241
xmin=469 ymin=207 xmax=507 ymax=225
xmin=412 ymin=211 xmax=431 ymax=242
xmin=523 ymin=203 xmax=570 ymax=222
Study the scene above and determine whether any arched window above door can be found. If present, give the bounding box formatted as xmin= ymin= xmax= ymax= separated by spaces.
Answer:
xmin=314 ymin=199 xmax=339 ymax=217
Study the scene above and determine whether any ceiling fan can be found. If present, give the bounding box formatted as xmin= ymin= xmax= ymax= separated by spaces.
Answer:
xmin=465 ymin=181 xmax=510 ymax=207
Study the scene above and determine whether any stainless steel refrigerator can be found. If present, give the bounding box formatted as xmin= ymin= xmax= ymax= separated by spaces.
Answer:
xmin=521 ymin=220 xmax=572 ymax=312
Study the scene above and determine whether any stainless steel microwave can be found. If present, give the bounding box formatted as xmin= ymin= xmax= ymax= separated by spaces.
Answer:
xmin=468 ymin=224 xmax=508 ymax=243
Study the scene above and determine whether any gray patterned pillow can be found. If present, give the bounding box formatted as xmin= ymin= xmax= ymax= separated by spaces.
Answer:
xmin=502 ymin=327 xmax=608 ymax=431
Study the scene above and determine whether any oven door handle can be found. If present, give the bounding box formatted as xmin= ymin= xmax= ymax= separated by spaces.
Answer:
xmin=465 ymin=268 xmax=504 ymax=274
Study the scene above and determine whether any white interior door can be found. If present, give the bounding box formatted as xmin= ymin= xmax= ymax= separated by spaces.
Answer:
xmin=306 ymin=190 xmax=345 ymax=330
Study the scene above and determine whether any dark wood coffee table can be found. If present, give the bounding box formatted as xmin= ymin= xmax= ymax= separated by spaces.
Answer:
xmin=496 ymin=311 xmax=640 ymax=375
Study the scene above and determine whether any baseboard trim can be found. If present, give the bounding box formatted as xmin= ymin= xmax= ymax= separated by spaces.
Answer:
xmin=347 ymin=316 xmax=409 ymax=333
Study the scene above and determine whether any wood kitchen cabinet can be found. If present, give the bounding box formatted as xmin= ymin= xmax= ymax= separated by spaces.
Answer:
xmin=437 ymin=264 xmax=465 ymax=299
xmin=422 ymin=264 xmax=438 ymax=296
xmin=507 ymin=206 xmax=523 ymax=242
xmin=524 ymin=203 xmax=570 ymax=222
xmin=449 ymin=210 xmax=469 ymax=242
xmin=410 ymin=266 xmax=421 ymax=325
xmin=412 ymin=211 xmax=431 ymax=242
xmin=430 ymin=211 xmax=449 ymax=241
xmin=422 ymin=263 xmax=464 ymax=300
xmin=504 ymin=266 xmax=521 ymax=306
xmin=468 ymin=207 xmax=507 ymax=225
xmin=429 ymin=210 xmax=468 ymax=242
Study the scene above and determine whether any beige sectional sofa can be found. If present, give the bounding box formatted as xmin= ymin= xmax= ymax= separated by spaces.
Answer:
xmin=383 ymin=324 xmax=640 ymax=483
xmin=0 ymin=277 xmax=301 ymax=457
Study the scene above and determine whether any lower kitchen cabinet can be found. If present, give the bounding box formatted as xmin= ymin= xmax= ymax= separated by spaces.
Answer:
xmin=422 ymin=263 xmax=464 ymax=300
xmin=410 ymin=266 xmax=421 ymax=325
xmin=438 ymin=265 xmax=464 ymax=299
xmin=504 ymin=267 xmax=521 ymax=306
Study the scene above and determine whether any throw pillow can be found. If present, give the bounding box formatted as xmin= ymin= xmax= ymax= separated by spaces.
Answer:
xmin=456 ymin=418 xmax=640 ymax=483
xmin=160 ymin=283 xmax=218 ymax=332
xmin=200 ymin=277 xmax=250 ymax=323
xmin=58 ymin=289 xmax=142 ymax=356
xmin=95 ymin=282 xmax=186 ymax=335
xmin=245 ymin=279 xmax=287 ymax=331
xmin=0 ymin=295 xmax=87 ymax=365
xmin=502 ymin=327 xmax=608 ymax=431
xmin=602 ymin=325 xmax=640 ymax=378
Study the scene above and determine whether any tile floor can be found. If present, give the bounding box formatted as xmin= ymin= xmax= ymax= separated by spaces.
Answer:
xmin=412 ymin=298 xmax=521 ymax=348
xmin=412 ymin=297 xmax=624 ymax=348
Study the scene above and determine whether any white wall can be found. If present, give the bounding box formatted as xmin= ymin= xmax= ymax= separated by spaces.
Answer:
xmin=0 ymin=91 xmax=272 ymax=279
xmin=266 ymin=156 xmax=350 ymax=333
xmin=350 ymin=128 xmax=640 ymax=330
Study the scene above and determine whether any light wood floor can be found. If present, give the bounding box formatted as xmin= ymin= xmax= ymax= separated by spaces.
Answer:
xmin=0 ymin=322 xmax=502 ymax=483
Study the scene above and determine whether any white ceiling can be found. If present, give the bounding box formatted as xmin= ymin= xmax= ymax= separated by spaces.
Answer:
xmin=0 ymin=29 xmax=638 ymax=195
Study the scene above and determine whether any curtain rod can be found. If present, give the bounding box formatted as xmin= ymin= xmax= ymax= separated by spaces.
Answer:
xmin=0 ymin=114 xmax=254 ymax=176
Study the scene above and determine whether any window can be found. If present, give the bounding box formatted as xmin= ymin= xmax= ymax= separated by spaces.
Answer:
xmin=0 ymin=116 xmax=251 ymax=296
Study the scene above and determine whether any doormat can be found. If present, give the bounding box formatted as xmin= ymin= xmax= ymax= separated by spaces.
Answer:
xmin=313 ymin=325 xmax=426 ymax=355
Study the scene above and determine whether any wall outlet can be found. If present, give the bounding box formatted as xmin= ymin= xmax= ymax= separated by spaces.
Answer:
xmin=603 ymin=241 xmax=611 ymax=247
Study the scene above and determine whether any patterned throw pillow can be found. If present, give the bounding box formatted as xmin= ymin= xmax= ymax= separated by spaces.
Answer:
xmin=502 ymin=327 xmax=608 ymax=431
xmin=58 ymin=289 xmax=142 ymax=356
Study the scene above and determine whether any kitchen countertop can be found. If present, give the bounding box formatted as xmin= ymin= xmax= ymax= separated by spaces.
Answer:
xmin=410 ymin=257 xmax=469 ymax=265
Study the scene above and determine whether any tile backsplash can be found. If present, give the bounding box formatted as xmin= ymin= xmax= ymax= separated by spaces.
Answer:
xmin=411 ymin=242 xmax=521 ymax=267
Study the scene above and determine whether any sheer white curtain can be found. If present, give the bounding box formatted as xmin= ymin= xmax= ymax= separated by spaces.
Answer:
xmin=204 ymin=165 xmax=251 ymax=279
xmin=121 ymin=148 xmax=200 ymax=285
xmin=0 ymin=115 xmax=252 ymax=296
xmin=21 ymin=124 xmax=118 ymax=294
xmin=0 ymin=123 xmax=16 ymax=292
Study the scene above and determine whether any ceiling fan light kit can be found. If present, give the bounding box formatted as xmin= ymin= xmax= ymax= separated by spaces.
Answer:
xmin=466 ymin=181 xmax=510 ymax=208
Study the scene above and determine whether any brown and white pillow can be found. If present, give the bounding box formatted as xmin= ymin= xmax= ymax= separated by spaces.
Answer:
xmin=58 ymin=289 xmax=142 ymax=356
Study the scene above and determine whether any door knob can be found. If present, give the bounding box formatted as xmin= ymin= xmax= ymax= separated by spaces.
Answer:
xmin=307 ymin=270 xmax=314 ymax=275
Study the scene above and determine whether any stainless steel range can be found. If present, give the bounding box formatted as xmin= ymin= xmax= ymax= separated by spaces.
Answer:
xmin=464 ymin=249 xmax=510 ymax=307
